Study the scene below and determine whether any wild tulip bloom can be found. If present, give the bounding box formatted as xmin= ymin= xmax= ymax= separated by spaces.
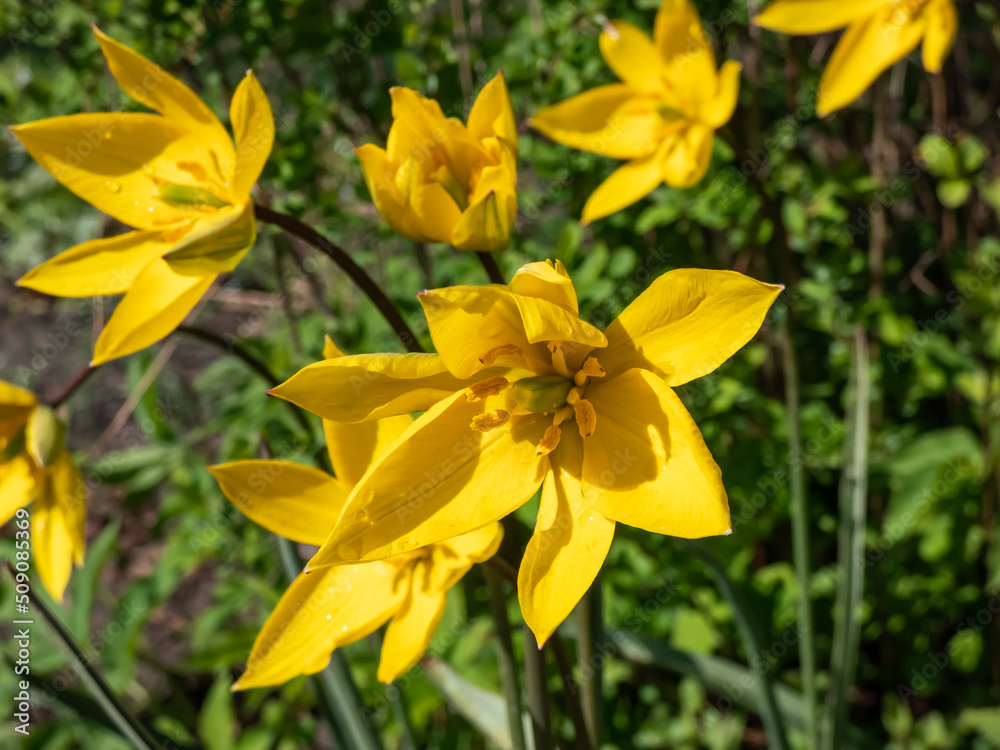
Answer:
xmin=355 ymin=72 xmax=518 ymax=252
xmin=531 ymin=0 xmax=741 ymax=224
xmin=0 ymin=381 xmax=85 ymax=601
xmin=11 ymin=27 xmax=274 ymax=365
xmin=270 ymin=261 xmax=781 ymax=644
xmin=755 ymin=0 xmax=957 ymax=116
xmin=209 ymin=338 xmax=502 ymax=687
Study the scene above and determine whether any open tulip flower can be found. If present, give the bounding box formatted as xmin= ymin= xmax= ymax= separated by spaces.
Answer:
xmin=270 ymin=260 xmax=781 ymax=644
xmin=0 ymin=381 xmax=86 ymax=601
xmin=531 ymin=0 xmax=741 ymax=224
xmin=11 ymin=26 xmax=274 ymax=365
xmin=354 ymin=72 xmax=518 ymax=252
xmin=755 ymin=0 xmax=957 ymax=116
xmin=209 ymin=338 xmax=502 ymax=687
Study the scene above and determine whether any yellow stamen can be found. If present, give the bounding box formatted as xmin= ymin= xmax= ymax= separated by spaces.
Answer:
xmin=465 ymin=376 xmax=510 ymax=401
xmin=479 ymin=344 xmax=522 ymax=366
xmin=552 ymin=405 xmax=574 ymax=426
xmin=574 ymin=399 xmax=597 ymax=438
xmin=566 ymin=386 xmax=583 ymax=405
xmin=470 ymin=410 xmax=510 ymax=432
xmin=536 ymin=424 xmax=562 ymax=456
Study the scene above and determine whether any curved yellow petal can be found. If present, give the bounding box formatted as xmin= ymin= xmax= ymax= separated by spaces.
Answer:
xmin=163 ymin=201 xmax=256 ymax=274
xmin=92 ymin=259 xmax=216 ymax=365
xmin=0 ymin=382 xmax=38 ymax=444
xmin=10 ymin=113 xmax=194 ymax=230
xmin=419 ymin=285 xmax=606 ymax=379
xmin=699 ymin=60 xmax=742 ymax=129
xmin=531 ymin=85 xmax=664 ymax=160
xmin=325 ymin=415 xmax=413 ymax=489
xmin=18 ymin=230 xmax=172 ymax=298
xmin=921 ymin=0 xmax=957 ymax=74
xmin=584 ymin=369 xmax=730 ymax=538
xmin=234 ymin=561 xmax=406 ymax=690
xmin=208 ymin=460 xmax=347 ymax=545
xmin=817 ymin=10 xmax=924 ymax=116
xmin=519 ymin=430 xmax=615 ymax=646
xmin=509 ymin=259 xmax=578 ymax=315
xmin=600 ymin=20 xmax=667 ymax=95
xmin=660 ymin=123 xmax=713 ymax=189
xmin=92 ymin=26 xmax=233 ymax=157
xmin=378 ymin=560 xmax=449 ymax=682
xmin=753 ymin=0 xmax=891 ymax=34
xmin=33 ymin=451 xmax=86 ymax=602
xmin=431 ymin=523 xmax=504 ymax=588
xmin=601 ymin=268 xmax=781 ymax=384
xmin=269 ymin=353 xmax=466 ymax=422
xmin=452 ymin=190 xmax=510 ymax=252
xmin=580 ymin=149 xmax=664 ymax=225
xmin=229 ymin=70 xmax=274 ymax=199
xmin=653 ymin=0 xmax=718 ymax=99
xmin=468 ymin=71 xmax=518 ymax=152
xmin=307 ymin=390 xmax=547 ymax=568
xmin=0 ymin=454 xmax=39 ymax=525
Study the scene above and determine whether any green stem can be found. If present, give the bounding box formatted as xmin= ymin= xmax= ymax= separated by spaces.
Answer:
xmin=576 ymin=573 xmax=603 ymax=750
xmin=550 ymin=633 xmax=593 ymax=750
xmin=524 ymin=626 xmax=552 ymax=749
xmin=372 ymin=629 xmax=417 ymax=749
xmin=484 ymin=565 xmax=527 ymax=750
xmin=6 ymin=564 xmax=162 ymax=750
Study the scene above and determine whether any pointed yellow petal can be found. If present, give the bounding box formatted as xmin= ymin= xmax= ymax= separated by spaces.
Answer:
xmin=519 ymin=430 xmax=615 ymax=646
xmin=660 ymin=123 xmax=713 ymax=188
xmin=234 ymin=561 xmax=406 ymax=689
xmin=33 ymin=451 xmax=87 ymax=601
xmin=509 ymin=259 xmax=578 ymax=314
xmin=600 ymin=20 xmax=667 ymax=95
xmin=531 ymin=85 xmax=664 ymax=160
xmin=580 ymin=149 xmax=664 ymax=225
xmin=452 ymin=190 xmax=510 ymax=252
xmin=602 ymin=268 xmax=781 ymax=384
xmin=18 ymin=230 xmax=172 ymax=298
xmin=208 ymin=460 xmax=347 ymax=545
xmin=468 ymin=71 xmax=518 ymax=152
xmin=753 ymin=0 xmax=890 ymax=34
xmin=92 ymin=26 xmax=233 ymax=157
xmin=817 ymin=11 xmax=924 ymax=116
xmin=921 ymin=0 xmax=956 ymax=73
xmin=229 ymin=70 xmax=274 ymax=198
xmin=307 ymin=390 xmax=547 ymax=568
xmin=0 ymin=454 xmax=39 ymax=526
xmin=653 ymin=0 xmax=718 ymax=99
xmin=269 ymin=353 xmax=466 ymax=422
xmin=428 ymin=523 xmax=504 ymax=592
xmin=585 ymin=369 xmax=730 ymax=538
xmin=92 ymin=259 xmax=216 ymax=365
xmin=10 ymin=113 xmax=195 ymax=230
xmin=700 ymin=60 xmax=742 ymax=129
xmin=163 ymin=201 xmax=256 ymax=274
xmin=378 ymin=560 xmax=449 ymax=682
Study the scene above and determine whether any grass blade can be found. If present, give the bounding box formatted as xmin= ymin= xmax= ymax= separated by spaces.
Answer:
xmin=484 ymin=565 xmax=529 ymax=750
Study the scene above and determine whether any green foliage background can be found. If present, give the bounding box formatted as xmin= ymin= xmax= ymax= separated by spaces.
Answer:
xmin=1 ymin=0 xmax=1000 ymax=748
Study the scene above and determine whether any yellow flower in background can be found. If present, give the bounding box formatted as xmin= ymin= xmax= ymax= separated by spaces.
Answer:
xmin=209 ymin=338 xmax=502 ymax=687
xmin=754 ymin=0 xmax=957 ymax=116
xmin=0 ymin=381 xmax=86 ymax=602
xmin=355 ymin=72 xmax=518 ymax=252
xmin=270 ymin=261 xmax=781 ymax=644
xmin=531 ymin=0 xmax=741 ymax=224
xmin=11 ymin=26 xmax=274 ymax=365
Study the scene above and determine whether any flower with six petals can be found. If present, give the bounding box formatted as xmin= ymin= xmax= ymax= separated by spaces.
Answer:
xmin=531 ymin=0 xmax=741 ymax=224
xmin=270 ymin=260 xmax=781 ymax=644
xmin=754 ymin=0 xmax=957 ymax=116
xmin=355 ymin=72 xmax=518 ymax=252
xmin=210 ymin=338 xmax=502 ymax=687
xmin=12 ymin=26 xmax=274 ymax=364
xmin=0 ymin=381 xmax=86 ymax=601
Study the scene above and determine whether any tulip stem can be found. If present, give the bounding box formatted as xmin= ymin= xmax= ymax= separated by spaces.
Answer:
xmin=254 ymin=204 xmax=424 ymax=353
xmin=576 ymin=573 xmax=603 ymax=750
xmin=524 ymin=626 xmax=553 ymax=749
xmin=484 ymin=565 xmax=528 ymax=750
xmin=550 ymin=633 xmax=593 ymax=750
xmin=477 ymin=251 xmax=506 ymax=284
xmin=48 ymin=364 xmax=97 ymax=408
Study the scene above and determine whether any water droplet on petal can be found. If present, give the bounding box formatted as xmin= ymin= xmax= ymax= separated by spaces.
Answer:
xmin=326 ymin=614 xmax=332 ymax=621
xmin=106 ymin=181 xmax=121 ymax=193
xmin=341 ymin=625 xmax=348 ymax=632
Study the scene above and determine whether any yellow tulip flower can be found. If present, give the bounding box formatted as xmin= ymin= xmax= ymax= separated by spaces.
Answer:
xmin=755 ymin=0 xmax=957 ymax=116
xmin=11 ymin=27 xmax=274 ymax=365
xmin=0 ymin=381 xmax=86 ymax=602
xmin=209 ymin=338 xmax=502 ymax=687
xmin=531 ymin=0 xmax=741 ymax=224
xmin=354 ymin=72 xmax=518 ymax=252
xmin=270 ymin=261 xmax=781 ymax=644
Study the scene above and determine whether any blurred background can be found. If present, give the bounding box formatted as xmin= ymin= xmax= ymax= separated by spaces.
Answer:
xmin=1 ymin=0 xmax=1000 ymax=747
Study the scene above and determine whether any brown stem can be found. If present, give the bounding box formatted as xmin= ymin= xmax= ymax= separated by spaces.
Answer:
xmin=478 ymin=251 xmax=506 ymax=284
xmin=48 ymin=365 xmax=97 ymax=408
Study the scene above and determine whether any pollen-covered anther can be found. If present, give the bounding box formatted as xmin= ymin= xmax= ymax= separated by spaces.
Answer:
xmin=464 ymin=376 xmax=510 ymax=401
xmin=581 ymin=357 xmax=605 ymax=378
xmin=536 ymin=424 xmax=562 ymax=456
xmin=479 ymin=344 xmax=522 ymax=366
xmin=470 ymin=409 xmax=510 ymax=432
xmin=574 ymin=399 xmax=597 ymax=438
